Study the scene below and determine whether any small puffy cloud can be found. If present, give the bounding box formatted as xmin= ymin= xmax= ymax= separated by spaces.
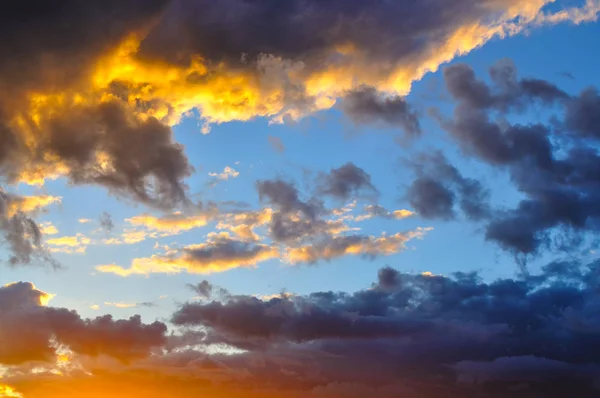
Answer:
xmin=38 ymin=222 xmax=59 ymax=235
xmin=209 ymin=166 xmax=240 ymax=181
xmin=78 ymin=219 xmax=92 ymax=224
xmin=46 ymin=233 xmax=91 ymax=254
xmin=354 ymin=205 xmax=415 ymax=221
xmin=126 ymin=211 xmax=215 ymax=234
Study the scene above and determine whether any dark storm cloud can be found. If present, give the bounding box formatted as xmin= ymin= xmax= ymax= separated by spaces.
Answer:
xmin=406 ymin=152 xmax=489 ymax=221
xmin=170 ymin=260 xmax=600 ymax=395
xmin=340 ymin=86 xmax=421 ymax=136
xmin=0 ymin=0 xmax=169 ymax=93
xmin=0 ymin=191 xmax=56 ymax=267
xmin=317 ymin=163 xmax=378 ymax=201
xmin=0 ymin=282 xmax=166 ymax=365
xmin=433 ymin=60 xmax=600 ymax=255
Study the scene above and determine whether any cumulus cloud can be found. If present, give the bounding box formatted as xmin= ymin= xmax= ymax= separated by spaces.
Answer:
xmin=0 ymin=190 xmax=59 ymax=266
xmin=267 ymin=135 xmax=285 ymax=154
xmin=165 ymin=259 xmax=600 ymax=396
xmin=317 ymin=163 xmax=378 ymax=201
xmin=286 ymin=228 xmax=431 ymax=264
xmin=0 ymin=281 xmax=166 ymax=365
xmin=96 ymin=232 xmax=279 ymax=276
xmin=46 ymin=233 xmax=91 ymax=254
xmin=209 ymin=166 xmax=240 ymax=181
xmin=406 ymin=151 xmax=489 ymax=221
xmin=432 ymin=59 xmax=600 ymax=256
xmin=340 ymin=86 xmax=421 ymax=136
xmin=6 ymin=259 xmax=600 ymax=396
xmin=354 ymin=205 xmax=415 ymax=222
xmin=0 ymin=0 xmax=595 ymax=200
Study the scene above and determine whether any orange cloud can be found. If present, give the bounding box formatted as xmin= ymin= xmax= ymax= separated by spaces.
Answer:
xmin=46 ymin=234 xmax=91 ymax=254
xmin=6 ymin=194 xmax=61 ymax=217
xmin=286 ymin=227 xmax=432 ymax=264
xmin=4 ymin=0 xmax=596 ymax=188
xmin=96 ymin=232 xmax=279 ymax=276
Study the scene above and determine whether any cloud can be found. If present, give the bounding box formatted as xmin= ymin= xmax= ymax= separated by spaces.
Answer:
xmin=0 ymin=190 xmax=58 ymax=267
xmin=216 ymin=208 xmax=273 ymax=242
xmin=209 ymin=166 xmax=240 ymax=181
xmin=317 ymin=163 xmax=378 ymax=201
xmin=406 ymin=151 xmax=489 ymax=221
xmin=267 ymin=135 xmax=285 ymax=154
xmin=99 ymin=212 xmax=114 ymax=233
xmin=96 ymin=232 xmax=279 ymax=276
xmin=433 ymin=60 xmax=600 ymax=256
xmin=7 ymin=259 xmax=600 ymax=396
xmin=125 ymin=210 xmax=216 ymax=234
xmin=38 ymin=222 xmax=59 ymax=236
xmin=340 ymin=86 xmax=421 ymax=136
xmin=0 ymin=0 xmax=594 ymax=198
xmin=354 ymin=205 xmax=415 ymax=222
xmin=104 ymin=301 xmax=156 ymax=309
xmin=257 ymin=179 xmax=321 ymax=219
xmin=286 ymin=228 xmax=432 ymax=264
xmin=46 ymin=233 xmax=91 ymax=254
xmin=0 ymin=281 xmax=166 ymax=365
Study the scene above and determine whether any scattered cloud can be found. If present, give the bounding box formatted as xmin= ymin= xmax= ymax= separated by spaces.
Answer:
xmin=267 ymin=135 xmax=285 ymax=153
xmin=97 ymin=232 xmax=280 ymax=277
xmin=47 ymin=234 xmax=91 ymax=254
xmin=209 ymin=166 xmax=240 ymax=181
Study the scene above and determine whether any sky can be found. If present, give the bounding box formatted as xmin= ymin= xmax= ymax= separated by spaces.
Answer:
xmin=1 ymin=1 xmax=600 ymax=397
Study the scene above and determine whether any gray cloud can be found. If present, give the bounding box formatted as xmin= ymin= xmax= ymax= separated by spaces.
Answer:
xmin=406 ymin=152 xmax=489 ymax=221
xmin=99 ymin=211 xmax=114 ymax=233
xmin=0 ymin=281 xmax=166 ymax=365
xmin=433 ymin=60 xmax=600 ymax=256
xmin=169 ymin=259 xmax=600 ymax=395
xmin=340 ymin=86 xmax=421 ymax=136
xmin=317 ymin=163 xmax=378 ymax=201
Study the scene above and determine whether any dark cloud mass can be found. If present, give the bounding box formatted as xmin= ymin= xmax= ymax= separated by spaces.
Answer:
xmin=167 ymin=260 xmax=600 ymax=396
xmin=432 ymin=60 xmax=600 ymax=256
xmin=0 ymin=282 xmax=166 ymax=365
